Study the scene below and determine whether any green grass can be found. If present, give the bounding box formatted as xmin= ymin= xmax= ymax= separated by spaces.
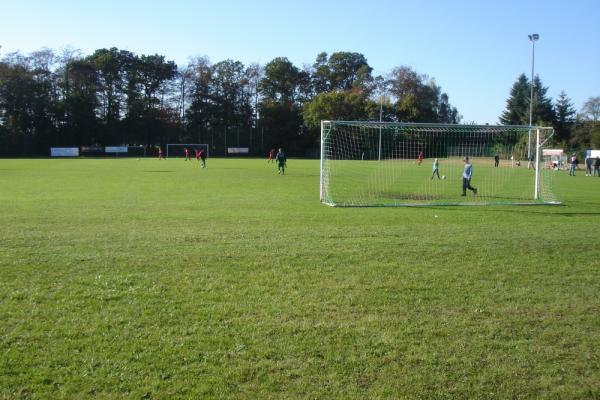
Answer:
xmin=326 ymin=157 xmax=559 ymax=206
xmin=1 ymin=157 xmax=599 ymax=399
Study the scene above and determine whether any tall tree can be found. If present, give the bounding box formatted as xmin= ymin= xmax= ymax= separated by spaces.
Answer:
xmin=260 ymin=57 xmax=303 ymax=104
xmin=581 ymin=96 xmax=600 ymax=121
xmin=500 ymin=74 xmax=530 ymax=125
xmin=0 ymin=57 xmax=37 ymax=153
xmin=311 ymin=52 xmax=330 ymax=95
xmin=553 ymin=91 xmax=576 ymax=143
xmin=87 ymin=48 xmax=124 ymax=124
xmin=370 ymin=75 xmax=394 ymax=122
xmin=186 ymin=56 xmax=214 ymax=134
xmin=388 ymin=66 xmax=459 ymax=123
xmin=61 ymin=59 xmax=99 ymax=145
xmin=303 ymin=91 xmax=368 ymax=128
xmin=591 ymin=124 xmax=600 ymax=148
xmin=244 ymin=63 xmax=263 ymax=121
xmin=327 ymin=52 xmax=372 ymax=92
xmin=569 ymin=97 xmax=600 ymax=149
xmin=259 ymin=57 xmax=306 ymax=153
xmin=500 ymin=74 xmax=554 ymax=126
xmin=211 ymin=59 xmax=251 ymax=127
xmin=570 ymin=121 xmax=600 ymax=149
xmin=438 ymin=92 xmax=460 ymax=124
xmin=138 ymin=54 xmax=177 ymax=110
xmin=174 ymin=66 xmax=192 ymax=126
xmin=531 ymin=76 xmax=555 ymax=124
xmin=570 ymin=97 xmax=600 ymax=149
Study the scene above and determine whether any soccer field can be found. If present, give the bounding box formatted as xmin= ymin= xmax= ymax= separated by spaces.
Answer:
xmin=1 ymin=158 xmax=599 ymax=399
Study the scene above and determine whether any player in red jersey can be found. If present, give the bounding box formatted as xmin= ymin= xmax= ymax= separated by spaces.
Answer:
xmin=268 ymin=149 xmax=275 ymax=163
xmin=195 ymin=148 xmax=200 ymax=162
xmin=184 ymin=147 xmax=190 ymax=161
xmin=158 ymin=146 xmax=164 ymax=160
xmin=417 ymin=151 xmax=423 ymax=165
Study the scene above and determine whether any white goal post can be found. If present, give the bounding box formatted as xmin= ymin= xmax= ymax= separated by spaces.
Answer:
xmin=166 ymin=144 xmax=209 ymax=158
xmin=320 ymin=121 xmax=559 ymax=207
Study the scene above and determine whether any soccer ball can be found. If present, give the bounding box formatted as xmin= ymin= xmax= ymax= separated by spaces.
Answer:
xmin=442 ymin=175 xmax=446 ymax=180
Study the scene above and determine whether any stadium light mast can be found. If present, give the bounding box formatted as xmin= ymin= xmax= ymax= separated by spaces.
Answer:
xmin=527 ymin=33 xmax=539 ymax=161
xmin=378 ymin=94 xmax=383 ymax=161
xmin=377 ymin=77 xmax=387 ymax=161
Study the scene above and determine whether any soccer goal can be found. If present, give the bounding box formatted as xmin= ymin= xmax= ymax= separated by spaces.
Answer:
xmin=320 ymin=121 xmax=559 ymax=206
xmin=166 ymin=144 xmax=210 ymax=158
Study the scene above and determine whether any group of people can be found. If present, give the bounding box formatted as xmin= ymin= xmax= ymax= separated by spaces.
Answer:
xmin=569 ymin=153 xmax=600 ymax=176
xmin=155 ymin=145 xmax=287 ymax=174
xmin=155 ymin=146 xmax=206 ymax=168
xmin=430 ymin=157 xmax=477 ymax=196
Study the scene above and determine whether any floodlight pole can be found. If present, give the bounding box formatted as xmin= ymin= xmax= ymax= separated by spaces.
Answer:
xmin=534 ymin=128 xmax=541 ymax=200
xmin=378 ymin=98 xmax=383 ymax=161
xmin=378 ymin=81 xmax=385 ymax=161
xmin=320 ymin=121 xmax=326 ymax=202
xmin=528 ymin=33 xmax=539 ymax=161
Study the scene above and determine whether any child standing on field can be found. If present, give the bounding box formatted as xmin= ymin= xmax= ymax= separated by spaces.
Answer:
xmin=431 ymin=158 xmax=440 ymax=179
xmin=461 ymin=157 xmax=477 ymax=196
xmin=569 ymin=153 xmax=577 ymax=176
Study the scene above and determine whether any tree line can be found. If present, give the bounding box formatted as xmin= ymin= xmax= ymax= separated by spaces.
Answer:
xmin=0 ymin=48 xmax=459 ymax=156
xmin=500 ymin=74 xmax=600 ymax=150
xmin=0 ymin=47 xmax=598 ymax=157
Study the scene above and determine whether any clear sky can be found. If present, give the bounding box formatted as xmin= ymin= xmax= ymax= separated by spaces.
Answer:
xmin=1 ymin=0 xmax=598 ymax=124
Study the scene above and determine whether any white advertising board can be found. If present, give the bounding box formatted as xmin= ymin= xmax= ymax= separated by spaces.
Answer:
xmin=227 ymin=147 xmax=249 ymax=154
xmin=586 ymin=150 xmax=600 ymax=158
xmin=105 ymin=146 xmax=128 ymax=153
xmin=50 ymin=147 xmax=79 ymax=157
xmin=542 ymin=149 xmax=565 ymax=156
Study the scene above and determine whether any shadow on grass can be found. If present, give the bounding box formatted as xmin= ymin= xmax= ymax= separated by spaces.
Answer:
xmin=426 ymin=202 xmax=600 ymax=217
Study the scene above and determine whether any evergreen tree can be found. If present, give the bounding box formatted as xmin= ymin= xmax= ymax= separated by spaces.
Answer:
xmin=553 ymin=90 xmax=576 ymax=143
xmin=500 ymin=74 xmax=530 ymax=125
xmin=500 ymin=74 xmax=554 ymax=126
xmin=532 ymin=76 xmax=555 ymax=124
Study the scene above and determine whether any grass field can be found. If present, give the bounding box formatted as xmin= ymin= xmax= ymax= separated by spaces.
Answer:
xmin=1 ymin=157 xmax=599 ymax=399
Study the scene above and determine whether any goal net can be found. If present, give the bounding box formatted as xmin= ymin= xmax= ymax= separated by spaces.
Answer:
xmin=166 ymin=144 xmax=210 ymax=158
xmin=320 ymin=121 xmax=559 ymax=206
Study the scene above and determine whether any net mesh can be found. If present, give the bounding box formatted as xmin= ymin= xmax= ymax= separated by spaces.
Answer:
xmin=320 ymin=121 xmax=558 ymax=206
